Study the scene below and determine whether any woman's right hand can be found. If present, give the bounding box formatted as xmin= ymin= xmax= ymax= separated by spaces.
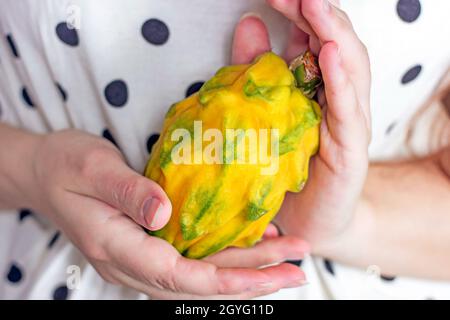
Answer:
xmin=17 ymin=128 xmax=307 ymax=299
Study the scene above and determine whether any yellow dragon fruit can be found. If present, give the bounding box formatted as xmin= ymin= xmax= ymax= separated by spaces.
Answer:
xmin=144 ymin=51 xmax=322 ymax=259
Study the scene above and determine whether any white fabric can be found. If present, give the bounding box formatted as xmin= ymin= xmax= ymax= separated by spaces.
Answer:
xmin=0 ymin=0 xmax=449 ymax=300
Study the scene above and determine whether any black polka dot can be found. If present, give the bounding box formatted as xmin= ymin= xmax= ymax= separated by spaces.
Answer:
xmin=324 ymin=259 xmax=335 ymax=276
xmin=104 ymin=80 xmax=128 ymax=107
xmin=6 ymin=263 xmax=23 ymax=283
xmin=186 ymin=81 xmax=205 ymax=97
xmin=56 ymin=83 xmax=68 ymax=101
xmin=401 ymin=65 xmax=422 ymax=84
xmin=146 ymin=133 xmax=160 ymax=153
xmin=102 ymin=128 xmax=119 ymax=148
xmin=397 ymin=0 xmax=421 ymax=23
xmin=21 ymin=87 xmax=35 ymax=108
xmin=48 ymin=231 xmax=61 ymax=248
xmin=52 ymin=285 xmax=69 ymax=300
xmin=287 ymin=260 xmax=303 ymax=267
xmin=385 ymin=122 xmax=397 ymax=135
xmin=142 ymin=18 xmax=170 ymax=45
xmin=6 ymin=34 xmax=20 ymax=58
xmin=56 ymin=22 xmax=79 ymax=46
xmin=380 ymin=274 xmax=396 ymax=282
xmin=18 ymin=209 xmax=33 ymax=222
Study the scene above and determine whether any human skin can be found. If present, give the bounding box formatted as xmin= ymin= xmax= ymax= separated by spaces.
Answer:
xmin=263 ymin=0 xmax=450 ymax=280
xmin=0 ymin=123 xmax=310 ymax=299
xmin=0 ymin=12 xmax=316 ymax=298
xmin=1 ymin=0 xmax=448 ymax=301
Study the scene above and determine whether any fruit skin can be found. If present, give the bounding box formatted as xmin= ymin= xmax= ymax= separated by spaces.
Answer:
xmin=144 ymin=52 xmax=321 ymax=259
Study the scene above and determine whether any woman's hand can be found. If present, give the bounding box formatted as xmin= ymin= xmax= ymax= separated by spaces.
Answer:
xmin=257 ymin=0 xmax=372 ymax=252
xmin=6 ymin=127 xmax=307 ymax=299
xmin=233 ymin=5 xmax=450 ymax=281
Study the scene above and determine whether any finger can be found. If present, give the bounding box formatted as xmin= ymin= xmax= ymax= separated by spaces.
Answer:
xmin=284 ymin=23 xmax=309 ymax=62
xmin=142 ymin=282 xmax=280 ymax=300
xmin=232 ymin=13 xmax=271 ymax=65
xmin=157 ymin=286 xmax=280 ymax=300
xmin=302 ymin=0 xmax=355 ymax=45
xmin=267 ymin=0 xmax=340 ymax=56
xmin=262 ymin=223 xmax=280 ymax=239
xmin=213 ymin=262 xmax=306 ymax=295
xmin=309 ymin=35 xmax=321 ymax=55
xmin=75 ymin=151 xmax=172 ymax=231
xmin=319 ymin=41 xmax=367 ymax=149
xmin=204 ymin=236 xmax=309 ymax=268
xmin=119 ymin=267 xmax=281 ymax=300
xmin=268 ymin=0 xmax=340 ymax=36
xmin=171 ymin=255 xmax=306 ymax=296
xmin=301 ymin=0 xmax=371 ymax=120
xmin=105 ymin=219 xmax=306 ymax=296
xmin=101 ymin=216 xmax=300 ymax=296
xmin=267 ymin=0 xmax=315 ymax=36
xmin=56 ymin=194 xmax=277 ymax=300
xmin=152 ymin=285 xmax=281 ymax=300
xmin=317 ymin=87 xmax=327 ymax=106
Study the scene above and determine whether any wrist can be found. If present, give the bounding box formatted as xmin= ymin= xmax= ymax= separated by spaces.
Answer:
xmin=21 ymin=133 xmax=46 ymax=208
xmin=311 ymin=193 xmax=376 ymax=261
xmin=0 ymin=125 xmax=46 ymax=209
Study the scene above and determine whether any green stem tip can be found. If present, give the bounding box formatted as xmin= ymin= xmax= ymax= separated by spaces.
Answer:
xmin=289 ymin=50 xmax=323 ymax=99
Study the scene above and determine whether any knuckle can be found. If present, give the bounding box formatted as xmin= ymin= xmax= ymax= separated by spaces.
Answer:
xmin=142 ymin=256 xmax=181 ymax=293
xmin=114 ymin=176 xmax=143 ymax=210
xmin=82 ymin=242 xmax=108 ymax=263
xmin=215 ymin=271 xmax=232 ymax=295
xmin=79 ymin=147 xmax=111 ymax=178
xmin=148 ymin=269 xmax=180 ymax=293
xmin=79 ymin=228 xmax=112 ymax=263
xmin=333 ymin=6 xmax=353 ymax=29
xmin=335 ymin=14 xmax=350 ymax=32
xmin=339 ymin=9 xmax=351 ymax=24
xmin=301 ymin=0 xmax=319 ymax=20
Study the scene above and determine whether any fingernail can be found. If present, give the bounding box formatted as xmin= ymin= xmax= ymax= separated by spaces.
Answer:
xmin=142 ymin=197 xmax=164 ymax=230
xmin=239 ymin=12 xmax=262 ymax=21
xmin=323 ymin=0 xmax=331 ymax=12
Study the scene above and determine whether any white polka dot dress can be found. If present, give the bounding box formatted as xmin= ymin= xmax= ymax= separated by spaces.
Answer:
xmin=0 ymin=0 xmax=449 ymax=300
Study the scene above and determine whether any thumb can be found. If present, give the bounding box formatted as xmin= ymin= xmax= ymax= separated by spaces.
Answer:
xmin=231 ymin=13 xmax=271 ymax=65
xmin=81 ymin=155 xmax=172 ymax=231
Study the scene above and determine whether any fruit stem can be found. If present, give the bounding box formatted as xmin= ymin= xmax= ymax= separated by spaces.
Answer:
xmin=289 ymin=50 xmax=322 ymax=99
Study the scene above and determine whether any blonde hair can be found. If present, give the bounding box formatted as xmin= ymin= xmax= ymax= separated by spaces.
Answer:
xmin=406 ymin=69 xmax=450 ymax=156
